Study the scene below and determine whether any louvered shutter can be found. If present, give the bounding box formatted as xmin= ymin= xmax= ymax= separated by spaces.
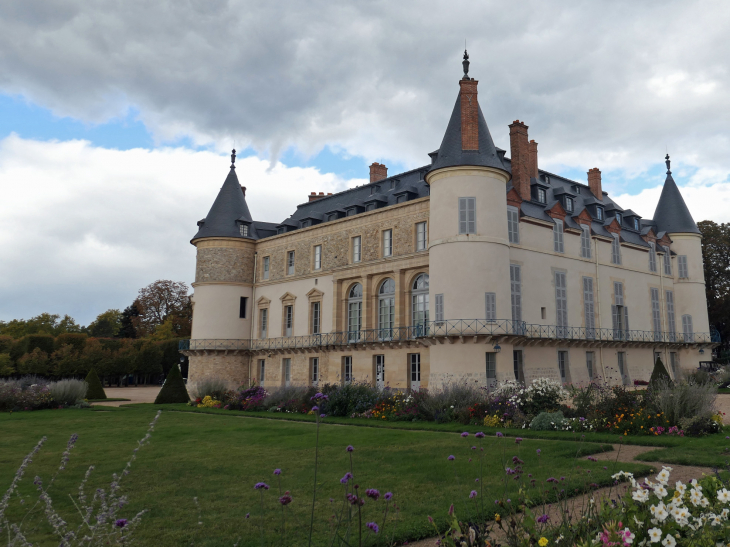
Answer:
xmin=459 ymin=198 xmax=467 ymax=234
xmin=612 ymin=305 xmax=619 ymax=339
xmin=651 ymin=288 xmax=662 ymax=340
xmin=624 ymin=308 xmax=630 ymax=339
xmin=678 ymin=256 xmax=688 ymax=278
xmin=583 ymin=277 xmax=595 ymax=338
xmin=666 ymin=291 xmax=676 ymax=341
xmin=435 ymin=294 xmax=444 ymax=322
xmin=467 ymin=198 xmax=476 ymax=233
xmin=485 ymin=293 xmax=496 ymax=321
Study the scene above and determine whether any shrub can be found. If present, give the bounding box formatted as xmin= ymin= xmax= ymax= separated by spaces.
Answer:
xmin=649 ymin=357 xmax=671 ymax=385
xmin=649 ymin=378 xmax=717 ymax=426
xmin=0 ymin=379 xmax=54 ymax=411
xmin=49 ymin=379 xmax=88 ymax=406
xmin=530 ymin=411 xmax=565 ymax=431
xmin=417 ymin=380 xmax=485 ymax=422
xmin=85 ymin=368 xmax=107 ymax=399
xmin=264 ymin=385 xmax=311 ymax=413
xmin=192 ymin=376 xmax=233 ymax=400
xmin=323 ymin=382 xmax=380 ymax=417
xmin=226 ymin=384 xmax=268 ymax=410
xmin=26 ymin=334 xmax=55 ymax=355
xmin=681 ymin=414 xmax=721 ymax=436
xmin=154 ymin=365 xmax=189 ymax=404
xmin=0 ymin=353 xmax=14 ymax=376
xmin=16 ymin=348 xmax=51 ymax=375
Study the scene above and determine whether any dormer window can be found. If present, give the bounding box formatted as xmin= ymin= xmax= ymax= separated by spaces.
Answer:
xmin=537 ymin=188 xmax=547 ymax=204
xmin=634 ymin=218 xmax=640 ymax=230
xmin=328 ymin=213 xmax=337 ymax=222
xmin=277 ymin=227 xmax=286 ymax=235
xmin=596 ymin=207 xmax=604 ymax=221
xmin=574 ymin=186 xmax=581 ymax=194
xmin=301 ymin=220 xmax=311 ymax=228
xmin=390 ymin=180 xmax=396 ymax=190
xmin=240 ymin=224 xmax=249 ymax=237
xmin=565 ymin=197 xmax=574 ymax=213
xmin=615 ymin=213 xmax=622 ymax=226
xmin=347 ymin=209 xmax=356 ymax=217
xmin=366 ymin=203 xmax=376 ymax=211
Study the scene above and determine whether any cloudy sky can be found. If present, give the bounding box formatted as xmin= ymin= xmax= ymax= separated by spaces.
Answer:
xmin=1 ymin=0 xmax=729 ymax=326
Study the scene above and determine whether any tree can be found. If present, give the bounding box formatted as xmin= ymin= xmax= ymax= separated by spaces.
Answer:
xmin=699 ymin=220 xmax=730 ymax=352
xmin=118 ymin=304 xmax=140 ymax=339
xmin=134 ymin=280 xmax=190 ymax=337
xmin=650 ymin=357 xmax=672 ymax=386
xmin=135 ymin=343 xmax=163 ymax=384
xmin=52 ymin=344 xmax=82 ymax=377
xmin=87 ymin=309 xmax=122 ymax=338
xmin=0 ymin=354 xmax=14 ymax=377
xmin=154 ymin=364 xmax=189 ymax=404
xmin=85 ymin=369 xmax=107 ymax=400
xmin=16 ymin=348 xmax=51 ymax=376
xmin=0 ymin=313 xmax=84 ymax=339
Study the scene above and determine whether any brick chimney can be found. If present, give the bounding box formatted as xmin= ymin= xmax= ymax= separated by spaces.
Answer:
xmin=241 ymin=186 xmax=246 ymax=196
xmin=588 ymin=168 xmax=602 ymax=199
xmin=509 ymin=120 xmax=531 ymax=200
xmin=369 ymin=162 xmax=388 ymax=183
xmin=528 ymin=140 xmax=538 ymax=179
xmin=459 ymin=78 xmax=479 ymax=150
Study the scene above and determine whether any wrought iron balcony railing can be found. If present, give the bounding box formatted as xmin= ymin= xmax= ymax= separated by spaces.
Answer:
xmin=179 ymin=319 xmax=718 ymax=352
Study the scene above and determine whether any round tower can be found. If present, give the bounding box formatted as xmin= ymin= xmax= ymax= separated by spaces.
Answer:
xmin=426 ymin=52 xmax=513 ymax=387
xmin=187 ymin=150 xmax=257 ymax=387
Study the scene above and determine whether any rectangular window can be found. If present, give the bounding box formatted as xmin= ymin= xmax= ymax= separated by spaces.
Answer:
xmin=670 ymin=352 xmax=679 ymax=376
xmin=513 ymin=350 xmax=524 ymax=382
xmin=285 ymin=305 xmax=293 ymax=337
xmin=311 ymin=302 xmax=321 ymax=335
xmin=314 ymin=245 xmax=322 ymax=270
xmin=666 ymin=291 xmax=676 ymax=342
xmin=553 ymin=220 xmax=564 ymax=253
xmin=663 ymin=246 xmax=672 ymax=275
xmin=617 ymin=352 xmax=629 ymax=385
xmin=537 ymin=188 xmax=546 ymax=203
xmin=346 ymin=208 xmax=356 ymax=217
xmin=383 ymin=229 xmax=393 ymax=257
xmin=343 ymin=356 xmax=353 ymax=384
xmin=311 ymin=358 xmax=319 ymax=386
xmin=583 ymin=277 xmax=595 ymax=338
xmin=611 ymin=234 xmax=621 ymax=265
xmin=507 ymin=206 xmax=520 ymax=244
xmin=649 ymin=243 xmax=657 ymax=272
xmin=239 ymin=296 xmax=248 ymax=319
xmin=409 ymin=353 xmax=421 ymax=391
xmin=301 ymin=220 xmax=311 ymax=228
xmin=673 ymin=252 xmax=684 ymax=279
xmin=352 ymin=236 xmax=361 ymax=263
xmin=634 ymin=218 xmax=640 ymax=230
xmin=396 ymin=194 xmax=407 ymax=204
xmin=287 ymin=251 xmax=295 ymax=275
xmin=682 ymin=314 xmax=693 ymax=342
xmin=485 ymin=352 xmax=496 ymax=386
xmin=510 ymin=264 xmax=523 ymax=334
xmin=558 ymin=351 xmax=569 ymax=384
xmin=263 ymin=256 xmax=270 ymax=280
xmin=416 ymin=222 xmax=427 ymax=251
xmin=375 ymin=355 xmax=385 ymax=388
xmin=580 ymin=226 xmax=591 ymax=258
xmin=586 ymin=351 xmax=595 ymax=382
xmin=259 ymin=359 xmax=266 ymax=386
xmin=435 ymin=294 xmax=444 ymax=322
xmin=651 ymin=288 xmax=662 ymax=341
xmin=596 ymin=207 xmax=604 ymax=221
xmin=485 ymin=292 xmax=496 ymax=321
xmin=612 ymin=282 xmax=628 ymax=340
xmin=240 ymin=224 xmax=249 ymax=236
xmin=565 ymin=197 xmax=573 ymax=212
xmin=555 ymin=271 xmax=568 ymax=337
xmin=458 ymin=197 xmax=476 ymax=234
xmin=283 ymin=358 xmax=291 ymax=387
xmin=260 ymin=308 xmax=268 ymax=339
xmin=616 ymin=213 xmax=622 ymax=226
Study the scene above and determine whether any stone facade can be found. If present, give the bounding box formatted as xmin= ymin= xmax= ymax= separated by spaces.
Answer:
xmin=188 ymin=353 xmax=250 ymax=387
xmin=195 ymin=238 xmax=255 ymax=284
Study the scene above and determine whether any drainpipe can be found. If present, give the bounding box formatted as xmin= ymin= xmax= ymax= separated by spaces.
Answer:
xmin=248 ymin=252 xmax=258 ymax=387
xmin=594 ymin=234 xmax=607 ymax=381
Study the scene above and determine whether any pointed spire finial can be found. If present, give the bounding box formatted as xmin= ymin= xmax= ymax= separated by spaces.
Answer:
xmin=231 ymin=148 xmax=236 ymax=168
xmin=462 ymin=50 xmax=470 ymax=80
xmin=665 ymin=153 xmax=671 ymax=174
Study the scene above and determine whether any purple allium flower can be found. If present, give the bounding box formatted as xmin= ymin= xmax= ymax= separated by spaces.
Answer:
xmin=274 ymin=469 xmax=282 ymax=475
xmin=346 ymin=445 xmax=354 ymax=452
xmin=515 ymin=437 xmax=523 ymax=444
xmin=384 ymin=492 xmax=393 ymax=501
xmin=475 ymin=432 xmax=485 ymax=438
xmin=340 ymin=472 xmax=353 ymax=484
xmin=546 ymin=477 xmax=558 ymax=483
xmin=254 ymin=482 xmax=269 ymax=490
xmin=366 ymin=488 xmax=380 ymax=500
xmin=475 ymin=478 xmax=479 ymax=482
xmin=603 ymin=466 xmax=607 ymax=470
xmin=560 ymin=476 xmax=565 ymax=481
xmin=537 ymin=514 xmax=549 ymax=523
xmin=428 ymin=515 xmax=434 ymax=523
xmin=366 ymin=522 xmax=379 ymax=534
xmin=468 ymin=458 xmax=472 ymax=462
xmin=447 ymin=455 xmax=455 ymax=461
xmin=505 ymin=467 xmax=515 ymax=475
xmin=320 ymin=414 xmax=327 ymax=418
xmin=245 ymin=513 xmax=250 ymax=519
xmin=461 ymin=432 xmax=469 ymax=437
xmin=115 ymin=519 xmax=127 ymax=528
xmin=471 ymin=446 xmax=477 ymax=450
xmin=448 ymin=504 xmax=454 ymax=516
xmin=279 ymin=494 xmax=292 ymax=506
xmin=469 ymin=490 xmax=477 ymax=499
xmin=536 ymin=449 xmax=541 ymax=455
xmin=495 ymin=432 xmax=503 ymax=438
xmin=587 ymin=456 xmax=597 ymax=462
xmin=312 ymin=405 xmax=319 ymax=412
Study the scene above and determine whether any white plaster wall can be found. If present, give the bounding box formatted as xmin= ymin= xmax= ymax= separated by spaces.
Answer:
xmin=669 ymin=234 xmax=710 ymax=334
xmin=190 ymin=284 xmax=253 ymax=340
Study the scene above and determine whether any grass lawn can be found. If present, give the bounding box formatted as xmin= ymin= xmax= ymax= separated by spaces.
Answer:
xmin=0 ymin=407 xmax=650 ymax=547
xmin=87 ymin=398 xmax=131 ymax=402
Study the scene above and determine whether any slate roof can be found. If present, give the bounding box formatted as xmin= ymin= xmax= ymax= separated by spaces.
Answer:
xmin=429 ymin=95 xmax=508 ymax=173
xmin=652 ymin=170 xmax=700 ymax=234
xmin=193 ymin=166 xmax=256 ymax=240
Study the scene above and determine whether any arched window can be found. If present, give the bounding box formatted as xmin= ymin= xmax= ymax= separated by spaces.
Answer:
xmin=348 ymin=283 xmax=362 ymax=341
xmin=411 ymin=274 xmax=429 ymax=336
xmin=378 ymin=278 xmax=395 ymax=340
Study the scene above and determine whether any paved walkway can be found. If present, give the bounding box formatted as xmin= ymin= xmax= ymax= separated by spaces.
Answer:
xmin=92 ymin=386 xmax=161 ymax=406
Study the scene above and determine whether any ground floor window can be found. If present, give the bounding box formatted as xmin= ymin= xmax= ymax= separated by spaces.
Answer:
xmin=409 ymin=353 xmax=421 ymax=391
xmin=670 ymin=352 xmax=679 ymax=377
xmin=586 ymin=351 xmax=595 ymax=382
xmin=618 ymin=352 xmax=630 ymax=385
xmin=513 ymin=350 xmax=524 ymax=382
xmin=310 ymin=357 xmax=319 ymax=386
xmin=259 ymin=359 xmax=266 ymax=386
xmin=375 ymin=355 xmax=385 ymax=389
xmin=485 ymin=352 xmax=496 ymax=389
xmin=558 ymin=350 xmax=570 ymax=384
xmin=282 ymin=358 xmax=291 ymax=387
xmin=342 ymin=356 xmax=352 ymax=384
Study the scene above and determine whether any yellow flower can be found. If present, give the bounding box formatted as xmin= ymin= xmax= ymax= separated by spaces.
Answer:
xmin=494 ymin=513 xmax=501 ymax=522
xmin=538 ymin=537 xmax=548 ymax=547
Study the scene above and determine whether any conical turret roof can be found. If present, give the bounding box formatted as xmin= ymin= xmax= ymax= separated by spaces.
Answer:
xmin=652 ymin=156 xmax=699 ymax=234
xmin=193 ymin=155 xmax=253 ymax=240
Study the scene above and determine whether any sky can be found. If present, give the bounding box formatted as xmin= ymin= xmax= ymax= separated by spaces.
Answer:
xmin=1 ymin=0 xmax=730 ymax=326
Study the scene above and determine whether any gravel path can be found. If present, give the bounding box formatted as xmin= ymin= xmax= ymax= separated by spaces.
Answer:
xmin=92 ymin=386 xmax=161 ymax=406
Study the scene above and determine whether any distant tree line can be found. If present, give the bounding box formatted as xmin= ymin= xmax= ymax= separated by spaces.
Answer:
xmin=699 ymin=221 xmax=730 ymax=357
xmin=0 ymin=280 xmax=191 ymax=384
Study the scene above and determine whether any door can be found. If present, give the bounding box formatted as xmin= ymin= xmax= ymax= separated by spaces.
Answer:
xmin=375 ymin=355 xmax=385 ymax=389
xmin=409 ymin=354 xmax=421 ymax=391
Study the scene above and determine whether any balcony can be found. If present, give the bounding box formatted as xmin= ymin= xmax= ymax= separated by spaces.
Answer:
xmin=179 ymin=319 xmax=719 ymax=353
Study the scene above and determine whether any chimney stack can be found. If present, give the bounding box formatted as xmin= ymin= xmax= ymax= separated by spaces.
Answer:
xmin=509 ymin=120 xmax=531 ymax=200
xmin=588 ymin=168 xmax=602 ymax=199
xmin=369 ymin=162 xmax=388 ymax=183
xmin=528 ymin=140 xmax=539 ymax=179
xmin=241 ymin=186 xmax=246 ymax=196
xmin=459 ymin=78 xmax=479 ymax=150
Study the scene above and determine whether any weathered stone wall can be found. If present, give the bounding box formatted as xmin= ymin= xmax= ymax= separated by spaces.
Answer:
xmin=188 ymin=353 xmax=250 ymax=388
xmin=195 ymin=239 xmax=255 ymax=284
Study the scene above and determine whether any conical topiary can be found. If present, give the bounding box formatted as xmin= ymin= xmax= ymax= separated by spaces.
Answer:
xmin=649 ymin=357 xmax=672 ymax=386
xmin=154 ymin=364 xmax=189 ymax=404
xmin=85 ymin=368 xmax=107 ymax=400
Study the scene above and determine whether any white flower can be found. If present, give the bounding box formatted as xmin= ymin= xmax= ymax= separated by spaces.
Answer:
xmin=633 ymin=515 xmax=645 ymax=528
xmin=656 ymin=469 xmax=670 ymax=485
xmin=633 ymin=489 xmax=650 ymax=503
xmin=648 ymin=528 xmax=662 ymax=543
xmin=622 ymin=528 xmax=635 ymax=544
xmin=662 ymin=535 xmax=676 ymax=547
xmin=654 ymin=504 xmax=669 ymax=522
xmin=675 ymin=481 xmax=686 ymax=496
xmin=718 ymin=489 xmax=730 ymax=503
xmin=654 ymin=485 xmax=668 ymax=499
